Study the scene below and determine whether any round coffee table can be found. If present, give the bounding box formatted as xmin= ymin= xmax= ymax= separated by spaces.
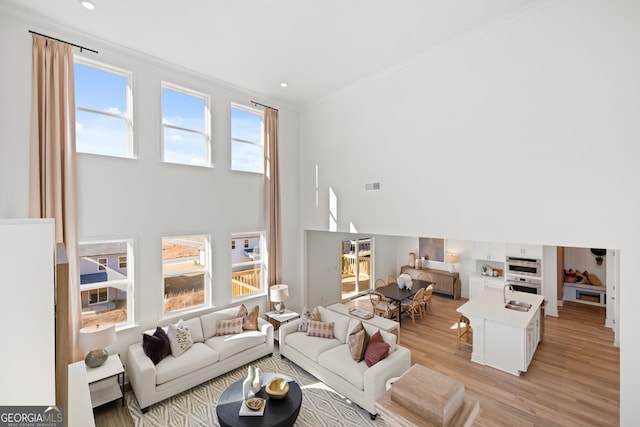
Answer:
xmin=216 ymin=372 xmax=302 ymax=427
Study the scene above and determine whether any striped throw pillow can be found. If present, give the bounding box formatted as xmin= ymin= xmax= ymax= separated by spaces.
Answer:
xmin=306 ymin=319 xmax=334 ymax=339
xmin=216 ymin=317 xmax=243 ymax=336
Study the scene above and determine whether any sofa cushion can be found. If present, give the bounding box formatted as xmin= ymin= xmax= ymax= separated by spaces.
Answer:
xmin=142 ymin=327 xmax=171 ymax=365
xmin=239 ymin=304 xmax=260 ymax=330
xmin=216 ymin=317 xmax=244 ymax=336
xmin=318 ymin=344 xmax=367 ymax=390
xmin=181 ymin=317 xmax=204 ymax=343
xmin=205 ymin=330 xmax=266 ymax=360
xmin=155 ymin=342 xmax=219 ymax=385
xmin=307 ymin=320 xmax=334 ymax=339
xmin=167 ymin=321 xmax=194 ymax=357
xmin=347 ymin=321 xmax=369 ymax=362
xmin=364 ymin=330 xmax=390 ymax=367
xmin=284 ymin=331 xmax=341 ymax=362
xmin=201 ymin=310 xmax=237 ymax=340
xmin=298 ymin=306 xmax=321 ymax=332
xmin=317 ymin=306 xmax=350 ymax=343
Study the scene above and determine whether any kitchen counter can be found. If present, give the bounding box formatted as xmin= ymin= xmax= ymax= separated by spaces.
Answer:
xmin=458 ymin=287 xmax=543 ymax=329
xmin=457 ymin=288 xmax=544 ymax=376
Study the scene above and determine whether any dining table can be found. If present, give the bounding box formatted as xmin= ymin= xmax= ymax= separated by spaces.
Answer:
xmin=376 ymin=279 xmax=432 ymax=325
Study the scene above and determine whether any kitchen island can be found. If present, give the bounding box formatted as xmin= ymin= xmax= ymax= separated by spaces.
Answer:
xmin=457 ymin=288 xmax=544 ymax=376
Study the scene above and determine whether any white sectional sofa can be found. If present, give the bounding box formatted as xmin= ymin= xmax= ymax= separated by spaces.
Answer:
xmin=279 ymin=305 xmax=411 ymax=419
xmin=127 ymin=305 xmax=274 ymax=411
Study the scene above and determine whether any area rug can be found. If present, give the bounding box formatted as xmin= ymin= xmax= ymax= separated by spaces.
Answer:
xmin=126 ymin=349 xmax=388 ymax=427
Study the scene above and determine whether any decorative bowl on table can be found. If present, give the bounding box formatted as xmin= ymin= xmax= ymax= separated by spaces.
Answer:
xmin=265 ymin=377 xmax=289 ymax=399
xmin=245 ymin=397 xmax=265 ymax=411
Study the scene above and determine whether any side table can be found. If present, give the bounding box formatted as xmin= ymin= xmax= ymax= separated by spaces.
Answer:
xmin=265 ymin=310 xmax=299 ymax=342
xmin=85 ymin=354 xmax=125 ymax=408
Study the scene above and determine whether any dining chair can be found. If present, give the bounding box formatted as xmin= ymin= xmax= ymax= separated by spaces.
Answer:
xmin=401 ymin=287 xmax=425 ymax=325
xmin=375 ymin=278 xmax=387 ymax=289
xmin=369 ymin=291 xmax=400 ymax=321
xmin=386 ymin=275 xmax=396 ymax=285
xmin=421 ymin=284 xmax=434 ymax=316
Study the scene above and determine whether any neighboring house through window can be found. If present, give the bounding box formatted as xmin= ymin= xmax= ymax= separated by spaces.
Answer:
xmin=162 ymin=235 xmax=210 ymax=314
xmin=162 ymin=83 xmax=210 ymax=167
xmin=231 ymin=233 xmax=265 ymax=299
xmin=79 ymin=240 xmax=134 ymax=328
xmin=74 ymin=57 xmax=133 ymax=158
xmin=231 ymin=103 xmax=263 ymax=173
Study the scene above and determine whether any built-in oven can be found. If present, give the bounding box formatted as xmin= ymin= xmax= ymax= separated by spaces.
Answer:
xmin=506 ymin=276 xmax=541 ymax=294
xmin=506 ymin=256 xmax=541 ymax=278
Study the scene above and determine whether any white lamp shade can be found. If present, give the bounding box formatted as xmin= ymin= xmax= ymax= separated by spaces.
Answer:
xmin=270 ymin=284 xmax=289 ymax=302
xmin=79 ymin=324 xmax=116 ymax=353
xmin=446 ymin=253 xmax=459 ymax=263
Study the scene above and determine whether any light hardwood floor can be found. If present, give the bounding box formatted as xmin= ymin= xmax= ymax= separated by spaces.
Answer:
xmin=94 ymin=294 xmax=619 ymax=426
xmin=346 ymin=294 xmax=620 ymax=426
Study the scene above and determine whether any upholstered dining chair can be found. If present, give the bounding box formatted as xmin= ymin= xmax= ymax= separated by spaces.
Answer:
xmin=370 ymin=291 xmax=400 ymax=321
xmin=401 ymin=287 xmax=425 ymax=325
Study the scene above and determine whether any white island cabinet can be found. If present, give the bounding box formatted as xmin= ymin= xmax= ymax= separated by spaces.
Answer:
xmin=457 ymin=288 xmax=544 ymax=376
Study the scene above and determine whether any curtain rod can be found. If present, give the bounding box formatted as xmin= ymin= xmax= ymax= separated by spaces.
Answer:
xmin=28 ymin=30 xmax=98 ymax=54
xmin=251 ymin=100 xmax=278 ymax=112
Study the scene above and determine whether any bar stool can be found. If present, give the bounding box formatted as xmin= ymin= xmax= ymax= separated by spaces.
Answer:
xmin=457 ymin=315 xmax=472 ymax=349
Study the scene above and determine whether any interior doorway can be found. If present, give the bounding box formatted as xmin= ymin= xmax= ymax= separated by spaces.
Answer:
xmin=341 ymin=238 xmax=372 ymax=299
xmin=557 ymin=246 xmax=619 ymax=345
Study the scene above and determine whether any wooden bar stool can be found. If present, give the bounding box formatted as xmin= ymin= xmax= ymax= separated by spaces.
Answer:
xmin=457 ymin=315 xmax=472 ymax=349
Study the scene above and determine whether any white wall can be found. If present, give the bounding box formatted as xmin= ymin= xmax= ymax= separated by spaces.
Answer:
xmin=0 ymin=9 xmax=301 ymax=364
xmin=299 ymin=1 xmax=639 ymax=423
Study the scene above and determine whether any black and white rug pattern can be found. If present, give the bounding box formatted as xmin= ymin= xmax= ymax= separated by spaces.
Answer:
xmin=126 ymin=349 xmax=388 ymax=426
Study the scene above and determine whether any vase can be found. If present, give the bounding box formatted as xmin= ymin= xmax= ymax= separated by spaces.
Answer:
xmin=408 ymin=252 xmax=416 ymax=268
xmin=251 ymin=367 xmax=262 ymax=395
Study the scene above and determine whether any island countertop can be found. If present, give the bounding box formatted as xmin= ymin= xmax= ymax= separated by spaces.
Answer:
xmin=457 ymin=288 xmax=544 ymax=329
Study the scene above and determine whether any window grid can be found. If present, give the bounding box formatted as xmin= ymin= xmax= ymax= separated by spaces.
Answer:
xmin=161 ymin=82 xmax=211 ymax=167
xmin=74 ymin=56 xmax=133 ymax=158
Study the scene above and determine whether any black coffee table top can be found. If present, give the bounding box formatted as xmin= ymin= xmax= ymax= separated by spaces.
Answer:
xmin=216 ymin=372 xmax=302 ymax=427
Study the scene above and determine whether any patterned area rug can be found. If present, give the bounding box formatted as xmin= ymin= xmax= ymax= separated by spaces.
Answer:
xmin=126 ymin=349 xmax=388 ymax=427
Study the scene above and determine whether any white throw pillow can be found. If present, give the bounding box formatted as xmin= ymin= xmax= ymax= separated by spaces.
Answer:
xmin=167 ymin=320 xmax=193 ymax=357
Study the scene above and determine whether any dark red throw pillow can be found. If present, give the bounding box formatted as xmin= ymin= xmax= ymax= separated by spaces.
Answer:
xmin=142 ymin=326 xmax=171 ymax=365
xmin=364 ymin=330 xmax=390 ymax=367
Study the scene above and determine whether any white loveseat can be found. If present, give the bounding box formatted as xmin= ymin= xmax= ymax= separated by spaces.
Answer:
xmin=127 ymin=306 xmax=274 ymax=411
xmin=279 ymin=305 xmax=411 ymax=419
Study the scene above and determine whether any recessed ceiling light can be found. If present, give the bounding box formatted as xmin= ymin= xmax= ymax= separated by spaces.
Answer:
xmin=80 ymin=0 xmax=95 ymax=10
xmin=280 ymin=83 xmax=288 ymax=88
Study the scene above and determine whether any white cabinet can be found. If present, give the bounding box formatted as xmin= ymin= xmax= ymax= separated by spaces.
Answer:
xmin=506 ymin=243 xmax=542 ymax=258
xmin=472 ymin=241 xmax=506 ymax=261
xmin=469 ymin=275 xmax=504 ymax=299
xmin=526 ymin=308 xmax=541 ymax=366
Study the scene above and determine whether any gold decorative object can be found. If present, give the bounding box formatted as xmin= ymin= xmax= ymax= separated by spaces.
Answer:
xmin=265 ymin=377 xmax=289 ymax=399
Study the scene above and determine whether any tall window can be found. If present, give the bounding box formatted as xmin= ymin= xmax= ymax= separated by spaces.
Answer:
xmin=162 ymin=83 xmax=210 ymax=167
xmin=231 ymin=233 xmax=265 ymax=299
xmin=74 ymin=58 xmax=133 ymax=157
xmin=162 ymin=235 xmax=210 ymax=314
xmin=231 ymin=104 xmax=263 ymax=173
xmin=79 ymin=240 xmax=134 ymax=327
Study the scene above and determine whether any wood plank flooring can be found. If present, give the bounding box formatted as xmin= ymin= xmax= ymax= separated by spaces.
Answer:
xmin=94 ymin=294 xmax=619 ymax=426
xmin=346 ymin=294 xmax=620 ymax=426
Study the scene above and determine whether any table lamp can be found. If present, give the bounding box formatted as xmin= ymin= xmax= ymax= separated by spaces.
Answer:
xmin=446 ymin=253 xmax=459 ymax=273
xmin=79 ymin=324 xmax=116 ymax=368
xmin=270 ymin=284 xmax=289 ymax=314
